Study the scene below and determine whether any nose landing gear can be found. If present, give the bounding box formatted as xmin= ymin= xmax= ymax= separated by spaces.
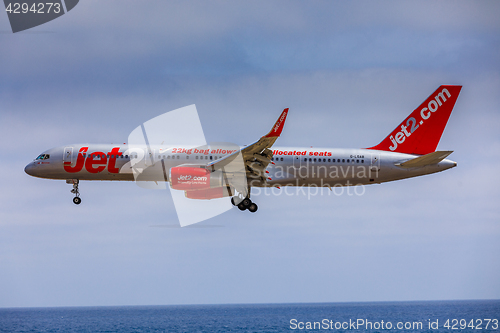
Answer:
xmin=67 ymin=179 xmax=81 ymax=205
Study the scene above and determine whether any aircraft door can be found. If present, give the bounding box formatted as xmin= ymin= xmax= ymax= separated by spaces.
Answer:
xmin=293 ymin=154 xmax=307 ymax=178
xmin=63 ymin=147 xmax=73 ymax=165
xmin=145 ymin=148 xmax=154 ymax=166
xmin=370 ymin=154 xmax=380 ymax=171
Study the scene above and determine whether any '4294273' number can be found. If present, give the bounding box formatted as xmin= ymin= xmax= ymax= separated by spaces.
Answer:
xmin=443 ymin=318 xmax=498 ymax=330
xmin=5 ymin=2 xmax=61 ymax=14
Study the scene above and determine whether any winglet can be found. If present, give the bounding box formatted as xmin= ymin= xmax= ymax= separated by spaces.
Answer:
xmin=264 ymin=108 xmax=289 ymax=138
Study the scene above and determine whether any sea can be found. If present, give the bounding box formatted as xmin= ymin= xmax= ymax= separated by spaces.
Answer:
xmin=0 ymin=300 xmax=499 ymax=332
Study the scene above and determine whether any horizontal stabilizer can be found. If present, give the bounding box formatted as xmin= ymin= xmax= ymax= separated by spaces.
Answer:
xmin=397 ymin=151 xmax=453 ymax=168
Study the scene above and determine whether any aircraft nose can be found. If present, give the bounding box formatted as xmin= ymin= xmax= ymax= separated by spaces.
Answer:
xmin=24 ymin=162 xmax=37 ymax=176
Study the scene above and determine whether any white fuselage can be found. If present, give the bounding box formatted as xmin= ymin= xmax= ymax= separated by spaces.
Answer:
xmin=24 ymin=144 xmax=457 ymax=187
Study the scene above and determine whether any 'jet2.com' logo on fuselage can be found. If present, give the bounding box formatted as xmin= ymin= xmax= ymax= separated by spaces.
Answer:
xmin=3 ymin=0 xmax=79 ymax=33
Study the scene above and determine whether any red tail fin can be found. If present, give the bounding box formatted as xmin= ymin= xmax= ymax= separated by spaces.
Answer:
xmin=367 ymin=85 xmax=462 ymax=155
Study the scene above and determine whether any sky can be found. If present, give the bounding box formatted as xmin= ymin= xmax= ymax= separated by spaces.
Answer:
xmin=0 ymin=1 xmax=499 ymax=307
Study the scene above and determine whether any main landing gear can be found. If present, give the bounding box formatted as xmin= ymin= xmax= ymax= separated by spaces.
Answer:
xmin=67 ymin=179 xmax=81 ymax=205
xmin=231 ymin=196 xmax=258 ymax=213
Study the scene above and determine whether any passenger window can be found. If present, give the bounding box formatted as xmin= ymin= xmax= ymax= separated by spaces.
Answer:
xmin=328 ymin=159 xmax=331 ymax=162
xmin=177 ymin=155 xmax=180 ymax=159
xmin=210 ymin=156 xmax=213 ymax=160
xmin=342 ymin=159 xmax=345 ymax=163
xmin=361 ymin=160 xmax=364 ymax=163
xmin=195 ymin=156 xmax=199 ymax=159
xmin=186 ymin=156 xmax=189 ymax=159
xmin=356 ymin=159 xmax=359 ymax=163
xmin=280 ymin=157 xmax=283 ymax=161
xmin=313 ymin=158 xmax=316 ymax=162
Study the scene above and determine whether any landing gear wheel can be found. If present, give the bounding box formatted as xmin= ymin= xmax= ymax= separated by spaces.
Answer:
xmin=241 ymin=198 xmax=251 ymax=207
xmin=68 ymin=180 xmax=81 ymax=205
xmin=231 ymin=197 xmax=237 ymax=206
xmin=248 ymin=203 xmax=258 ymax=213
xmin=237 ymin=202 xmax=247 ymax=211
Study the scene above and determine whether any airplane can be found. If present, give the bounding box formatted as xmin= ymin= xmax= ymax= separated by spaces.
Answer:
xmin=25 ymin=85 xmax=462 ymax=212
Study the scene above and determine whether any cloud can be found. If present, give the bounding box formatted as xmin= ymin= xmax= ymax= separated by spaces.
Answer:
xmin=1 ymin=0 xmax=499 ymax=307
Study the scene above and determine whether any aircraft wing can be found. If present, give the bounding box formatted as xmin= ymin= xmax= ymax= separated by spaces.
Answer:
xmin=206 ymin=108 xmax=289 ymax=192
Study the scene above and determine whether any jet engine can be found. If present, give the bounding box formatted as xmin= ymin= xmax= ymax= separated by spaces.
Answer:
xmin=184 ymin=187 xmax=231 ymax=200
xmin=169 ymin=166 xmax=223 ymax=190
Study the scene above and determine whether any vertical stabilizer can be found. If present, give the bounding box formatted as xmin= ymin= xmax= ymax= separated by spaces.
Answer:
xmin=368 ymin=85 xmax=462 ymax=155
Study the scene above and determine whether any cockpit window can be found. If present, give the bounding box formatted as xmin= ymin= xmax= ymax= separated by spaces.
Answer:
xmin=35 ymin=154 xmax=50 ymax=160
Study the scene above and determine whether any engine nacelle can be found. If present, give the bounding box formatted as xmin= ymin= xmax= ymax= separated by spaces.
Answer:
xmin=169 ymin=166 xmax=223 ymax=190
xmin=184 ymin=187 xmax=230 ymax=200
